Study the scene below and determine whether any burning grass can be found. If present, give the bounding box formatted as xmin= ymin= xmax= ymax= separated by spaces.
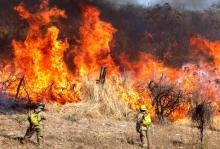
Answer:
xmin=0 ymin=0 xmax=219 ymax=122
xmin=0 ymin=1 xmax=220 ymax=148
xmin=55 ymin=77 xmax=136 ymax=120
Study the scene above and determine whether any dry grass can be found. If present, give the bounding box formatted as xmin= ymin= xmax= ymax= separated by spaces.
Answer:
xmin=0 ymin=101 xmax=220 ymax=149
xmin=0 ymin=76 xmax=219 ymax=149
xmin=58 ymin=77 xmax=135 ymax=120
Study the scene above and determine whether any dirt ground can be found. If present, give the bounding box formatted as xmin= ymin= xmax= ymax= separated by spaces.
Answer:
xmin=0 ymin=104 xmax=219 ymax=149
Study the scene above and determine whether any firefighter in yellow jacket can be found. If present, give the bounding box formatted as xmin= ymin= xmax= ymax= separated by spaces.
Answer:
xmin=136 ymin=105 xmax=151 ymax=148
xmin=21 ymin=102 xmax=46 ymax=146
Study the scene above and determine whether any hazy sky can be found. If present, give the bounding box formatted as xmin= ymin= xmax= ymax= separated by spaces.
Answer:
xmin=106 ymin=0 xmax=220 ymax=10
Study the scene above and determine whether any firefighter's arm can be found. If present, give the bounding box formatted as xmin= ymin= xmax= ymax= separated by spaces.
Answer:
xmin=41 ymin=116 xmax=46 ymax=121
xmin=40 ymin=113 xmax=46 ymax=121
xmin=137 ymin=113 xmax=144 ymax=124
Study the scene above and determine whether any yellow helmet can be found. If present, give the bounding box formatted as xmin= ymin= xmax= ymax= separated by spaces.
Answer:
xmin=140 ymin=105 xmax=147 ymax=111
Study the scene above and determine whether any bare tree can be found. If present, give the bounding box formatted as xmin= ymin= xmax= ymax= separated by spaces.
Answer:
xmin=191 ymin=101 xmax=213 ymax=145
xmin=148 ymin=77 xmax=184 ymax=122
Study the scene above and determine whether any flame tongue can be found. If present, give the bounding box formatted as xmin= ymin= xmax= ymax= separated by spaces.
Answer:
xmin=190 ymin=35 xmax=220 ymax=72
xmin=12 ymin=1 xmax=76 ymax=103
xmin=189 ymin=35 xmax=220 ymax=105
xmin=73 ymin=4 xmax=119 ymax=77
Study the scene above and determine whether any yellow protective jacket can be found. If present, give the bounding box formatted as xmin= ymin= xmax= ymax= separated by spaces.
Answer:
xmin=143 ymin=113 xmax=151 ymax=126
xmin=136 ymin=112 xmax=151 ymax=132
xmin=28 ymin=110 xmax=43 ymax=129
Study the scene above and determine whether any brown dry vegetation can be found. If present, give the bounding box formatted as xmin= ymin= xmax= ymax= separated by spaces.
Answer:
xmin=73 ymin=77 xmax=133 ymax=119
xmin=0 ymin=1 xmax=220 ymax=149
xmin=0 ymin=69 xmax=219 ymax=149
xmin=0 ymin=80 xmax=219 ymax=149
xmin=0 ymin=104 xmax=219 ymax=149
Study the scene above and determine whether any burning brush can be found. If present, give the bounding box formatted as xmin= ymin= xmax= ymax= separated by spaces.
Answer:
xmin=0 ymin=0 xmax=219 ymax=122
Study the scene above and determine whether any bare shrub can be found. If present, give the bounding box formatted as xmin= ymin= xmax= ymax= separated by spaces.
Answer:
xmin=191 ymin=101 xmax=213 ymax=145
xmin=148 ymin=76 xmax=185 ymax=122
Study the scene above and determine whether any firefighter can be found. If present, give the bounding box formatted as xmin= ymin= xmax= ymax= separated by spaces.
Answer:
xmin=136 ymin=105 xmax=151 ymax=148
xmin=21 ymin=102 xmax=46 ymax=147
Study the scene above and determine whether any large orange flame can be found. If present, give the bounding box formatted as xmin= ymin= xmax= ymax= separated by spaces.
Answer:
xmin=190 ymin=35 xmax=220 ymax=68
xmin=189 ymin=35 xmax=220 ymax=106
xmin=0 ymin=0 xmax=219 ymax=120
xmin=12 ymin=0 xmax=79 ymax=103
xmin=73 ymin=4 xmax=119 ymax=77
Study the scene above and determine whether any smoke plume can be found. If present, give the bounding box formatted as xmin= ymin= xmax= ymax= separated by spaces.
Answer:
xmin=106 ymin=0 xmax=220 ymax=10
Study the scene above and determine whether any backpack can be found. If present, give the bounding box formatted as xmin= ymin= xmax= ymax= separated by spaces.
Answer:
xmin=29 ymin=112 xmax=39 ymax=126
xmin=142 ymin=113 xmax=151 ymax=126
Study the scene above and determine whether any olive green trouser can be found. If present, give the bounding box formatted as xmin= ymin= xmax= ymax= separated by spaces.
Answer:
xmin=139 ymin=126 xmax=150 ymax=148
xmin=22 ymin=125 xmax=43 ymax=146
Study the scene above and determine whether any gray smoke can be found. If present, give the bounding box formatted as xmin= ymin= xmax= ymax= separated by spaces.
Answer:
xmin=106 ymin=0 xmax=220 ymax=10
